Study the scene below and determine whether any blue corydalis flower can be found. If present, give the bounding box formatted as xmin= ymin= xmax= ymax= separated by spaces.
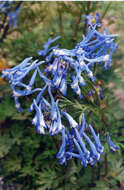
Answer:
xmin=13 ymin=96 xmax=22 ymax=112
xmin=0 ymin=1 xmax=21 ymax=29
xmin=62 ymin=111 xmax=78 ymax=128
xmin=53 ymin=100 xmax=63 ymax=135
xmin=56 ymin=128 xmax=66 ymax=165
xmin=59 ymin=76 xmax=67 ymax=96
xmin=74 ymin=128 xmax=90 ymax=160
xmin=2 ymin=58 xmax=44 ymax=84
xmin=71 ymin=75 xmax=83 ymax=99
xmin=32 ymin=100 xmax=47 ymax=134
xmin=66 ymin=152 xmax=80 ymax=159
xmin=73 ymin=138 xmax=88 ymax=167
xmin=88 ymin=125 xmax=104 ymax=154
xmin=48 ymin=86 xmax=57 ymax=121
xmin=8 ymin=6 xmax=21 ymax=29
xmin=85 ymin=12 xmax=101 ymax=27
xmin=83 ymin=132 xmax=100 ymax=162
xmin=107 ymin=133 xmax=119 ymax=152
xmin=52 ymin=72 xmax=62 ymax=88
xmin=37 ymin=36 xmax=61 ymax=57
xmin=2 ymin=57 xmax=32 ymax=80
xmin=49 ymin=100 xmax=63 ymax=135
xmin=27 ymin=85 xmax=47 ymax=112
xmin=80 ymin=113 xmax=86 ymax=136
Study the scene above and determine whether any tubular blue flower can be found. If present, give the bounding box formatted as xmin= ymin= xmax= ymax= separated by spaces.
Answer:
xmin=49 ymin=120 xmax=57 ymax=136
xmin=48 ymin=86 xmax=57 ymax=121
xmin=80 ymin=113 xmax=86 ymax=136
xmin=56 ymin=128 xmax=66 ymax=165
xmin=59 ymin=76 xmax=67 ymax=96
xmin=39 ymin=98 xmax=50 ymax=113
xmin=27 ymin=85 xmax=47 ymax=112
xmin=49 ymin=100 xmax=63 ymax=135
xmin=13 ymin=96 xmax=22 ymax=112
xmin=12 ymin=69 xmax=38 ymax=92
xmin=0 ymin=1 xmax=21 ymax=29
xmin=88 ymin=125 xmax=104 ymax=154
xmin=11 ymin=86 xmax=42 ymax=97
xmin=7 ymin=59 xmax=44 ymax=84
xmin=2 ymin=57 xmax=32 ymax=79
xmin=58 ymin=156 xmax=66 ymax=165
xmin=62 ymin=111 xmax=78 ymax=129
xmin=95 ymin=12 xmax=101 ymax=27
xmin=45 ymin=45 xmax=59 ymax=62
xmin=77 ymin=69 xmax=86 ymax=87
xmin=103 ymin=43 xmax=118 ymax=70
xmin=83 ymin=132 xmax=100 ymax=161
xmin=107 ymin=133 xmax=119 ymax=152
xmin=32 ymin=100 xmax=47 ymax=134
xmin=65 ymin=129 xmax=75 ymax=160
xmin=28 ymin=69 xmax=37 ymax=89
xmin=8 ymin=6 xmax=21 ymax=29
xmin=37 ymin=36 xmax=60 ymax=57
xmin=71 ymin=75 xmax=83 ymax=99
xmin=37 ymin=67 xmax=51 ymax=85
xmin=55 ymin=100 xmax=63 ymax=134
xmin=79 ymin=59 xmax=96 ymax=82
xmin=74 ymin=128 xmax=90 ymax=160
xmin=73 ymin=138 xmax=88 ymax=167
xmin=66 ymin=152 xmax=80 ymax=159
xmin=41 ymin=97 xmax=51 ymax=111
xmin=52 ymin=72 xmax=62 ymax=88
xmin=53 ymin=48 xmax=75 ymax=57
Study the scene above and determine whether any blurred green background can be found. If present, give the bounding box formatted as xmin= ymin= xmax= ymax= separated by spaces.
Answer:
xmin=0 ymin=1 xmax=124 ymax=190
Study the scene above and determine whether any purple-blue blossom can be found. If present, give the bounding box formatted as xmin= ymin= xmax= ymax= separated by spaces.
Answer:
xmin=107 ymin=133 xmax=119 ymax=152
xmin=85 ymin=12 xmax=101 ymax=27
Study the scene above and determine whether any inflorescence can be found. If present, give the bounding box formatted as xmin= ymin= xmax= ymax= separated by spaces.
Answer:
xmin=2 ymin=14 xmax=119 ymax=167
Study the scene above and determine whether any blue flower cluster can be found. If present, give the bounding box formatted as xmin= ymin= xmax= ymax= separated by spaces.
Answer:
xmin=2 ymin=17 xmax=119 ymax=166
xmin=0 ymin=1 xmax=21 ymax=29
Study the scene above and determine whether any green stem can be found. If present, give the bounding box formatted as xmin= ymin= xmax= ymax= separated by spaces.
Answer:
xmin=101 ymin=2 xmax=111 ymax=20
xmin=57 ymin=3 xmax=63 ymax=35
xmin=73 ymin=11 xmax=82 ymax=39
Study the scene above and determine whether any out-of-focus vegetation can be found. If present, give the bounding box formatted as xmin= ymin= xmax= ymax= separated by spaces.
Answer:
xmin=0 ymin=2 xmax=124 ymax=190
